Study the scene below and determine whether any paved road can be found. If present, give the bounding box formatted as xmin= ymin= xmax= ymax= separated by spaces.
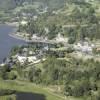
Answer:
xmin=9 ymin=33 xmax=58 ymax=45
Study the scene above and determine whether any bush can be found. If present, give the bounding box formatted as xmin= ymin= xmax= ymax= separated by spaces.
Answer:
xmin=66 ymin=47 xmax=74 ymax=53
xmin=65 ymin=79 xmax=91 ymax=97
xmin=6 ymin=71 xmax=17 ymax=80
xmin=68 ymin=37 xmax=76 ymax=44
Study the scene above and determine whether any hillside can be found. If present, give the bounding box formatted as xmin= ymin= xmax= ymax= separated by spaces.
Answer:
xmin=0 ymin=0 xmax=65 ymax=10
xmin=0 ymin=0 xmax=100 ymax=100
xmin=16 ymin=0 xmax=100 ymax=41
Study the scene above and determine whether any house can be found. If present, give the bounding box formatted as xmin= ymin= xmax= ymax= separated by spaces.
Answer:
xmin=17 ymin=55 xmax=27 ymax=64
xmin=38 ymin=6 xmax=48 ymax=14
xmin=33 ymin=16 xmax=38 ymax=21
xmin=43 ymin=46 xmax=49 ymax=51
xmin=0 ymin=63 xmax=5 ymax=66
xmin=27 ymin=56 xmax=37 ymax=63
xmin=55 ymin=34 xmax=68 ymax=43
xmin=44 ymin=27 xmax=49 ymax=34
xmin=81 ymin=45 xmax=92 ymax=53
xmin=20 ymin=20 xmax=28 ymax=26
xmin=16 ymin=54 xmax=38 ymax=64
xmin=74 ymin=43 xmax=82 ymax=51
xmin=96 ymin=48 xmax=100 ymax=51
xmin=29 ymin=51 xmax=34 ymax=55
xmin=52 ymin=11 xmax=59 ymax=14
xmin=32 ymin=34 xmax=40 ymax=40
xmin=23 ymin=48 xmax=28 ymax=52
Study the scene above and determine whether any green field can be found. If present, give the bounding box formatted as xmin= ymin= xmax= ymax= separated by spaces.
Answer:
xmin=0 ymin=80 xmax=64 ymax=100
xmin=0 ymin=94 xmax=16 ymax=100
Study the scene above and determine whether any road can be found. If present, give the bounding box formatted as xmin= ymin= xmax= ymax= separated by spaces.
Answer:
xmin=9 ymin=33 xmax=66 ymax=45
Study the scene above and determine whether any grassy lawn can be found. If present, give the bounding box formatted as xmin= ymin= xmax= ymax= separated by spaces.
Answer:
xmin=0 ymin=94 xmax=16 ymax=100
xmin=0 ymin=80 xmax=64 ymax=100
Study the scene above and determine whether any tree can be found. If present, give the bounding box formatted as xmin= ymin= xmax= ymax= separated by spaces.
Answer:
xmin=68 ymin=37 xmax=76 ymax=44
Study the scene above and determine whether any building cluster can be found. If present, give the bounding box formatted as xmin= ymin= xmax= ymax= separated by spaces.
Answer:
xmin=14 ymin=47 xmax=45 ymax=64
xmin=13 ymin=45 xmax=49 ymax=64
xmin=32 ymin=34 xmax=48 ymax=41
xmin=74 ymin=41 xmax=95 ymax=54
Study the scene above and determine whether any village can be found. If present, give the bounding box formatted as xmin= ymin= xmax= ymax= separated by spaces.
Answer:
xmin=0 ymin=35 xmax=100 ymax=67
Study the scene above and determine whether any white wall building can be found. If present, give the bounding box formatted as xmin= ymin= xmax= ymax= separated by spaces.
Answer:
xmin=27 ymin=56 xmax=37 ymax=63
xmin=32 ymin=34 xmax=41 ymax=40
xmin=44 ymin=27 xmax=49 ymax=34
xmin=55 ymin=34 xmax=68 ymax=43
xmin=17 ymin=55 xmax=38 ymax=64
xmin=17 ymin=56 xmax=27 ymax=64
xmin=74 ymin=42 xmax=94 ymax=54
xmin=20 ymin=20 xmax=28 ymax=26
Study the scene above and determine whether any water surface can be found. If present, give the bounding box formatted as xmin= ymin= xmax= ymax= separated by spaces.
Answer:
xmin=16 ymin=92 xmax=46 ymax=100
xmin=0 ymin=24 xmax=25 ymax=63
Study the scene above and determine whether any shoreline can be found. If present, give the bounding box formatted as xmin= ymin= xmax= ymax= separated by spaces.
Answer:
xmin=5 ymin=22 xmax=19 ymax=27
xmin=0 ymin=24 xmax=26 ymax=64
xmin=9 ymin=33 xmax=28 ymax=42
xmin=0 ymin=22 xmax=19 ymax=27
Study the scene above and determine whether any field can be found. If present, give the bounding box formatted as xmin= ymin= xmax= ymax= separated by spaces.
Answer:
xmin=0 ymin=80 xmax=64 ymax=100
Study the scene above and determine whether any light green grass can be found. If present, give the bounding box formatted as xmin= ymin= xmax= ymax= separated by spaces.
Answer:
xmin=0 ymin=94 xmax=16 ymax=100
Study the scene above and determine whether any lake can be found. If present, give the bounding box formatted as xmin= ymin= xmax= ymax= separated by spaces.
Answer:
xmin=16 ymin=92 xmax=46 ymax=100
xmin=0 ymin=89 xmax=46 ymax=100
xmin=0 ymin=24 xmax=26 ymax=63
